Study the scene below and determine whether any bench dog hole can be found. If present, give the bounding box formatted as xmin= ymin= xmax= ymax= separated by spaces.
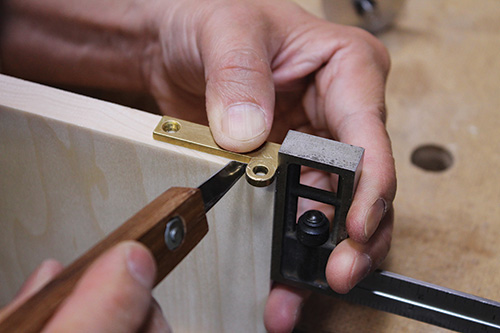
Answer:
xmin=411 ymin=144 xmax=453 ymax=172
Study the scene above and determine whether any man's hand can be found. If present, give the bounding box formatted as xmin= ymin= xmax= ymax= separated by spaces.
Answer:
xmin=0 ymin=242 xmax=170 ymax=332
xmin=147 ymin=1 xmax=396 ymax=331
xmin=1 ymin=0 xmax=396 ymax=331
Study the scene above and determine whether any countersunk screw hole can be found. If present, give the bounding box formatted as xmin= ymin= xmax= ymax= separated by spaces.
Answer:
xmin=411 ymin=144 xmax=453 ymax=172
xmin=162 ymin=120 xmax=181 ymax=133
xmin=252 ymin=165 xmax=269 ymax=176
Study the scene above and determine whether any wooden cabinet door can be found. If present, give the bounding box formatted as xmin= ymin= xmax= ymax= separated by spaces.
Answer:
xmin=0 ymin=74 xmax=273 ymax=332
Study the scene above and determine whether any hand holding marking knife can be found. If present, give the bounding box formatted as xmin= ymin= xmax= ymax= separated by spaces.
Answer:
xmin=0 ymin=162 xmax=246 ymax=332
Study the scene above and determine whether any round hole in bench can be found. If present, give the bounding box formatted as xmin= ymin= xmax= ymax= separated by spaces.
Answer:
xmin=411 ymin=144 xmax=453 ymax=172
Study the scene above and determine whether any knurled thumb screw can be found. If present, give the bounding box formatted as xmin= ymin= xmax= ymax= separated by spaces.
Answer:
xmin=297 ymin=210 xmax=330 ymax=247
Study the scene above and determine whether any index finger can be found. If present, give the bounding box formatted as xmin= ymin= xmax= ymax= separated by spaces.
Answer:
xmin=318 ymin=27 xmax=396 ymax=243
xmin=310 ymin=27 xmax=396 ymax=293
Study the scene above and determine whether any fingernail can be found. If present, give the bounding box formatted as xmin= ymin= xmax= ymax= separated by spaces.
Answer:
xmin=126 ymin=243 xmax=156 ymax=288
xmin=221 ymin=103 xmax=266 ymax=141
xmin=364 ymin=198 xmax=387 ymax=239
xmin=349 ymin=253 xmax=372 ymax=290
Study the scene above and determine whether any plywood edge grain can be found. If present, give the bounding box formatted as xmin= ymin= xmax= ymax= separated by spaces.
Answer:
xmin=0 ymin=74 xmax=226 ymax=166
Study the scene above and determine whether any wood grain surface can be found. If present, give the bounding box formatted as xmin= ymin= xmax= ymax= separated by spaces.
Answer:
xmin=0 ymin=74 xmax=274 ymax=332
xmin=2 ymin=1 xmax=499 ymax=331
xmin=293 ymin=0 xmax=500 ymax=332
xmin=0 ymin=187 xmax=208 ymax=332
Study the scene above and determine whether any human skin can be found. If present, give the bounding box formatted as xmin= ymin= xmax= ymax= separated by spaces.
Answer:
xmin=0 ymin=0 xmax=396 ymax=331
xmin=0 ymin=242 xmax=171 ymax=332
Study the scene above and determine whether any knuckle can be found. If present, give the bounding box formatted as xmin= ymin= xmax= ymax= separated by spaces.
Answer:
xmin=205 ymin=1 xmax=264 ymax=27
xmin=345 ymin=27 xmax=391 ymax=74
xmin=210 ymin=48 xmax=272 ymax=92
xmin=201 ymin=4 xmax=272 ymax=86
xmin=216 ymin=48 xmax=268 ymax=74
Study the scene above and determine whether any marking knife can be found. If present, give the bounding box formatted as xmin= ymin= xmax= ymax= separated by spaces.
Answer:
xmin=0 ymin=161 xmax=246 ymax=333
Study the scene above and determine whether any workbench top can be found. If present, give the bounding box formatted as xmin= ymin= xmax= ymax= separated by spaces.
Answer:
xmin=293 ymin=0 xmax=500 ymax=331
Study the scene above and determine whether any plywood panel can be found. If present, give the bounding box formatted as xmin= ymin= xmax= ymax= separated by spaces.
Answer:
xmin=4 ymin=1 xmax=499 ymax=330
xmin=0 ymin=74 xmax=273 ymax=332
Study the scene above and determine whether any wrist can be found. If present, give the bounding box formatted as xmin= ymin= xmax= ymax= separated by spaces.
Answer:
xmin=1 ymin=0 xmax=160 ymax=93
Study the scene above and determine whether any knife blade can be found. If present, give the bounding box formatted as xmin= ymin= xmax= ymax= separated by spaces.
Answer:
xmin=0 ymin=161 xmax=246 ymax=333
xmin=199 ymin=161 xmax=247 ymax=212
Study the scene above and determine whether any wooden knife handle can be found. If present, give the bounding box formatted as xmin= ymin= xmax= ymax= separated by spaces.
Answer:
xmin=0 ymin=187 xmax=208 ymax=333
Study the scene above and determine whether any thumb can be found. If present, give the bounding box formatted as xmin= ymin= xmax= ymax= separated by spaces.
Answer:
xmin=43 ymin=241 xmax=156 ymax=332
xmin=201 ymin=6 xmax=275 ymax=153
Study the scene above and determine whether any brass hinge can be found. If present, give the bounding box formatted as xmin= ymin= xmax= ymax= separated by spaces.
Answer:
xmin=153 ymin=116 xmax=279 ymax=187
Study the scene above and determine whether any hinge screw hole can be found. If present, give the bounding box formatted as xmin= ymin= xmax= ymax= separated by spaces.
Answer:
xmin=162 ymin=120 xmax=181 ymax=133
xmin=252 ymin=165 xmax=269 ymax=176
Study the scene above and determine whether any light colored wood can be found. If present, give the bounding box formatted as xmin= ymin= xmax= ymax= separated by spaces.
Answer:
xmin=291 ymin=0 xmax=324 ymax=18
xmin=4 ymin=1 xmax=499 ymax=331
xmin=0 ymin=74 xmax=274 ymax=332
xmin=293 ymin=0 xmax=500 ymax=332
xmin=0 ymin=187 xmax=208 ymax=332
